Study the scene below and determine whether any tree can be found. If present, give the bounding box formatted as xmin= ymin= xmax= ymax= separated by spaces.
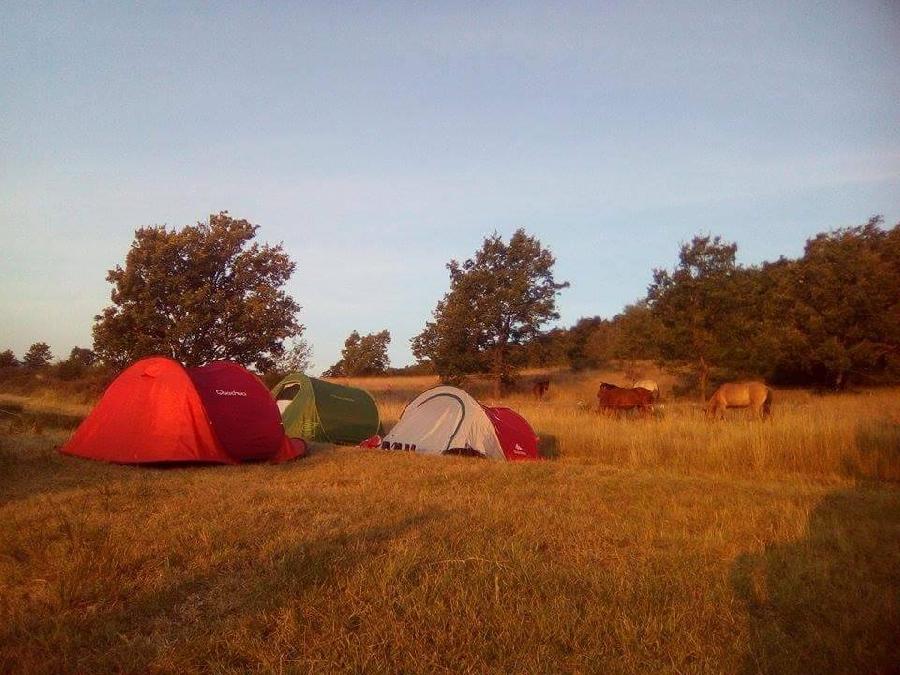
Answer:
xmin=608 ymin=302 xmax=663 ymax=373
xmin=23 ymin=342 xmax=53 ymax=369
xmin=273 ymin=337 xmax=314 ymax=374
xmin=0 ymin=349 xmax=19 ymax=369
xmin=522 ymin=328 xmax=569 ymax=368
xmin=56 ymin=347 xmax=98 ymax=381
xmin=774 ymin=217 xmax=900 ymax=387
xmin=567 ymin=317 xmax=620 ymax=370
xmin=412 ymin=229 xmax=568 ymax=395
xmin=68 ymin=347 xmax=96 ymax=367
xmin=93 ymin=212 xmax=303 ymax=371
xmin=325 ymin=330 xmax=391 ymax=377
xmin=647 ymin=235 xmax=740 ymax=400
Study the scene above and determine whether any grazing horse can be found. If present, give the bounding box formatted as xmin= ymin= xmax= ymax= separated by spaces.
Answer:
xmin=596 ymin=382 xmax=654 ymax=416
xmin=632 ymin=379 xmax=660 ymax=401
xmin=706 ymin=381 xmax=772 ymax=419
xmin=532 ymin=378 xmax=551 ymax=400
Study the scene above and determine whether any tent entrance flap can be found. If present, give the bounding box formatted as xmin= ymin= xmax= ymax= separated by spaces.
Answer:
xmin=277 ymin=384 xmax=301 ymax=401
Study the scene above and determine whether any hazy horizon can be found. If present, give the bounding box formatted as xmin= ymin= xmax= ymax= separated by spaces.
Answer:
xmin=2 ymin=1 xmax=899 ymax=372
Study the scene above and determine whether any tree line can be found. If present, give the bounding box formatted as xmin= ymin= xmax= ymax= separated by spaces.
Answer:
xmin=1 ymin=212 xmax=897 ymax=396
xmin=509 ymin=217 xmax=900 ymax=394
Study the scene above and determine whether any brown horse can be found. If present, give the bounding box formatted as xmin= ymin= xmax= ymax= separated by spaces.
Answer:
xmin=706 ymin=381 xmax=772 ymax=419
xmin=532 ymin=378 xmax=551 ymax=400
xmin=597 ymin=383 xmax=654 ymax=416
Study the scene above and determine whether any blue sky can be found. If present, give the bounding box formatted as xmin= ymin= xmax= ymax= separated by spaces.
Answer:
xmin=2 ymin=1 xmax=898 ymax=372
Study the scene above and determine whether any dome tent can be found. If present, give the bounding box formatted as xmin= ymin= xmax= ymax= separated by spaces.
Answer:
xmin=272 ymin=373 xmax=380 ymax=445
xmin=62 ymin=357 xmax=305 ymax=464
xmin=382 ymin=385 xmax=539 ymax=461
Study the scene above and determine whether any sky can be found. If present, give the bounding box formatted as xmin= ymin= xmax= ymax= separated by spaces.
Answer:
xmin=1 ymin=1 xmax=899 ymax=373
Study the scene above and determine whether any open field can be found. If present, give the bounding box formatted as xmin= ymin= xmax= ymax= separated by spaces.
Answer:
xmin=1 ymin=372 xmax=899 ymax=672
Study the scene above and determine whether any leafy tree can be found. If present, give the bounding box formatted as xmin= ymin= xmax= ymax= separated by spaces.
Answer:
xmin=325 ymin=330 xmax=391 ymax=377
xmin=23 ymin=342 xmax=53 ymax=369
xmin=68 ymin=347 xmax=96 ymax=367
xmin=93 ymin=212 xmax=302 ymax=371
xmin=273 ymin=338 xmax=314 ymax=374
xmin=564 ymin=317 xmax=610 ymax=370
xmin=609 ymin=302 xmax=663 ymax=369
xmin=774 ymin=217 xmax=900 ymax=387
xmin=412 ymin=229 xmax=568 ymax=395
xmin=56 ymin=346 xmax=98 ymax=381
xmin=0 ymin=349 xmax=19 ymax=369
xmin=522 ymin=328 xmax=569 ymax=368
xmin=647 ymin=235 xmax=740 ymax=400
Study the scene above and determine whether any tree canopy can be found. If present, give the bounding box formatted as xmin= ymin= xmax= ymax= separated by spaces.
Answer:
xmin=23 ymin=342 xmax=53 ymax=369
xmin=92 ymin=212 xmax=303 ymax=371
xmin=646 ymin=235 xmax=741 ymax=399
xmin=0 ymin=349 xmax=19 ymax=369
xmin=272 ymin=338 xmax=314 ymax=375
xmin=770 ymin=217 xmax=900 ymax=386
xmin=412 ymin=229 xmax=568 ymax=394
xmin=518 ymin=217 xmax=899 ymax=390
xmin=325 ymin=330 xmax=391 ymax=377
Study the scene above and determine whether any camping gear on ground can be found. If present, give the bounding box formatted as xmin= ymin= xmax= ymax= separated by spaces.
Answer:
xmin=272 ymin=373 xmax=380 ymax=445
xmin=381 ymin=385 xmax=539 ymax=460
xmin=62 ymin=357 xmax=305 ymax=464
xmin=359 ymin=435 xmax=382 ymax=449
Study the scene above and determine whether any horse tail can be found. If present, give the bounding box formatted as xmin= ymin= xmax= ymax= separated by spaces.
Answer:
xmin=763 ymin=387 xmax=773 ymax=418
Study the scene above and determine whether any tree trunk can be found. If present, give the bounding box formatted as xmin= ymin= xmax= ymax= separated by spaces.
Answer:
xmin=493 ymin=347 xmax=504 ymax=398
xmin=698 ymin=356 xmax=710 ymax=402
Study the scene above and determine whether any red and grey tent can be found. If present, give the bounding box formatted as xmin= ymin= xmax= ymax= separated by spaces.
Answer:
xmin=62 ymin=357 xmax=305 ymax=464
xmin=381 ymin=385 xmax=539 ymax=460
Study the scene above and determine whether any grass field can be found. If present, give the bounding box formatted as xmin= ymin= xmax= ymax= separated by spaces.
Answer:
xmin=1 ymin=371 xmax=898 ymax=673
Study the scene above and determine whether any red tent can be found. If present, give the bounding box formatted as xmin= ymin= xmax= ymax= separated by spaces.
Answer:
xmin=62 ymin=357 xmax=305 ymax=464
xmin=483 ymin=406 xmax=540 ymax=461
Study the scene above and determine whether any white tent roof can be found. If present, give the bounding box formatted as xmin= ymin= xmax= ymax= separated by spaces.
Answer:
xmin=382 ymin=386 xmax=504 ymax=459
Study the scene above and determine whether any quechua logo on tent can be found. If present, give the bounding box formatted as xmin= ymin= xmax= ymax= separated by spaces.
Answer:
xmin=215 ymin=390 xmax=248 ymax=397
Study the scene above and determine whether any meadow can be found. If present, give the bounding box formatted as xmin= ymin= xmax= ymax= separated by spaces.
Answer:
xmin=1 ymin=369 xmax=898 ymax=673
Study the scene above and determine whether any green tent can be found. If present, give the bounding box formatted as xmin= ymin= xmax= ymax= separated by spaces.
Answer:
xmin=272 ymin=373 xmax=380 ymax=445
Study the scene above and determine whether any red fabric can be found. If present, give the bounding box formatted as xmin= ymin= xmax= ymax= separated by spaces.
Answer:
xmin=359 ymin=435 xmax=382 ymax=448
xmin=275 ymin=436 xmax=308 ymax=461
xmin=62 ymin=357 xmax=232 ymax=464
xmin=188 ymin=361 xmax=285 ymax=462
xmin=484 ymin=406 xmax=540 ymax=461
xmin=62 ymin=356 xmax=303 ymax=465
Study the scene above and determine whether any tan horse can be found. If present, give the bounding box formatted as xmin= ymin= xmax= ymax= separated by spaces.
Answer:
xmin=706 ymin=381 xmax=772 ymax=419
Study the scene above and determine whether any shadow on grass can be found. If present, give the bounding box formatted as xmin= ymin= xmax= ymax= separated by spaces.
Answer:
xmin=1 ymin=407 xmax=84 ymax=434
xmin=537 ymin=433 xmax=559 ymax=459
xmin=851 ymin=418 xmax=900 ymax=482
xmin=0 ymin=431 xmax=314 ymax=506
xmin=0 ymin=509 xmax=444 ymax=672
xmin=731 ymin=487 xmax=900 ymax=673
xmin=0 ymin=432 xmax=123 ymax=506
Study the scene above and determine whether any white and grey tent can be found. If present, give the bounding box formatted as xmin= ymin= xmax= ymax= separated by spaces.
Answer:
xmin=381 ymin=386 xmax=539 ymax=461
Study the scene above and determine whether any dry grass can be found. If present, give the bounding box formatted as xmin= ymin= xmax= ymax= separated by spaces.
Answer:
xmin=0 ymin=371 xmax=898 ymax=673
xmin=350 ymin=370 xmax=900 ymax=482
